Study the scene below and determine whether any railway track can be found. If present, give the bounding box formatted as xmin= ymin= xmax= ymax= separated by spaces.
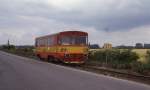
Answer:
xmin=73 ymin=64 xmax=150 ymax=85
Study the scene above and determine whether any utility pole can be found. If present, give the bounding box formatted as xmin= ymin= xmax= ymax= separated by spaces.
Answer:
xmin=7 ymin=39 xmax=10 ymax=46
xmin=106 ymin=50 xmax=108 ymax=65
xmin=7 ymin=39 xmax=10 ymax=50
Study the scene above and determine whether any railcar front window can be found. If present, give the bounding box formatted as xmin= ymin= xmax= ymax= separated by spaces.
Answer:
xmin=75 ymin=36 xmax=86 ymax=45
xmin=61 ymin=36 xmax=72 ymax=45
xmin=60 ymin=36 xmax=87 ymax=45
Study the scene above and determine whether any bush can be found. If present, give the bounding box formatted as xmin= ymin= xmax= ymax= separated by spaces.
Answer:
xmin=89 ymin=49 xmax=139 ymax=69
xmin=1 ymin=45 xmax=15 ymax=50
xmin=137 ymin=51 xmax=150 ymax=75
xmin=146 ymin=51 xmax=150 ymax=63
xmin=130 ymin=61 xmax=150 ymax=75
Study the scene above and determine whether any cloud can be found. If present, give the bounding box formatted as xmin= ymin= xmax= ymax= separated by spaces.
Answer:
xmin=0 ymin=0 xmax=150 ymax=45
xmin=1 ymin=0 xmax=150 ymax=30
xmin=83 ymin=25 xmax=150 ymax=46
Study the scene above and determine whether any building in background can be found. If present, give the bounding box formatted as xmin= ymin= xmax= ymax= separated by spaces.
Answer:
xmin=89 ymin=44 xmax=100 ymax=49
xmin=115 ymin=45 xmax=134 ymax=49
xmin=144 ymin=44 xmax=150 ymax=49
xmin=135 ymin=43 xmax=143 ymax=49
xmin=103 ymin=43 xmax=112 ymax=49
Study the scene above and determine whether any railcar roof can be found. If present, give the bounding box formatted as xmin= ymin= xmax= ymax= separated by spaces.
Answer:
xmin=36 ymin=33 xmax=58 ymax=39
xmin=36 ymin=31 xmax=88 ymax=39
xmin=59 ymin=31 xmax=87 ymax=34
xmin=59 ymin=31 xmax=88 ymax=36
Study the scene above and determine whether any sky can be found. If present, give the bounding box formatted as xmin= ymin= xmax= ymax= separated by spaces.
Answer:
xmin=0 ymin=0 xmax=150 ymax=46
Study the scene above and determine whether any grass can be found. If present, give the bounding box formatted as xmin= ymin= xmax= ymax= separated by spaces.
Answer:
xmin=132 ymin=49 xmax=150 ymax=63
xmin=90 ymin=49 xmax=150 ymax=63
xmin=1 ymin=48 xmax=36 ymax=59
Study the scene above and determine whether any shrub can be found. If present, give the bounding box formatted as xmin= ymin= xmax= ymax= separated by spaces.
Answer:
xmin=146 ymin=51 xmax=150 ymax=63
xmin=1 ymin=45 xmax=15 ymax=50
xmin=89 ymin=49 xmax=139 ymax=69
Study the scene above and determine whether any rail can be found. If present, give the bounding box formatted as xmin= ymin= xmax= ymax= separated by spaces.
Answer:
xmin=77 ymin=65 xmax=150 ymax=84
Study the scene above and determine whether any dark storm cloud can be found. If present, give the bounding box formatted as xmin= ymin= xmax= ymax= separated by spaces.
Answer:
xmin=50 ymin=0 xmax=150 ymax=31
xmin=1 ymin=0 xmax=150 ymax=31
xmin=0 ymin=0 xmax=150 ymax=45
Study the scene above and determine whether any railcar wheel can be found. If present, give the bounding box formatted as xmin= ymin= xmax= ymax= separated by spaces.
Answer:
xmin=48 ymin=56 xmax=54 ymax=62
xmin=37 ymin=55 xmax=42 ymax=60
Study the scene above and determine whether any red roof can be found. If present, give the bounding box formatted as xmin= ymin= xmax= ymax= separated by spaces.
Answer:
xmin=36 ymin=31 xmax=88 ymax=40
xmin=59 ymin=31 xmax=88 ymax=36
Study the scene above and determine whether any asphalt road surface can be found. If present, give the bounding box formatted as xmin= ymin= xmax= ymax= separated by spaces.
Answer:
xmin=0 ymin=51 xmax=150 ymax=90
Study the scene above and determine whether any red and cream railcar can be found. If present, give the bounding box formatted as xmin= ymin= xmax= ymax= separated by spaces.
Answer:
xmin=35 ymin=31 xmax=88 ymax=64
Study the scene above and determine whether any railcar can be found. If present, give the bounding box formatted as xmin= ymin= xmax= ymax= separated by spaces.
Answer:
xmin=35 ymin=31 xmax=88 ymax=64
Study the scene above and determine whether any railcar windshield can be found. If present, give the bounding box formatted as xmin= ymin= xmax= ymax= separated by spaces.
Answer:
xmin=59 ymin=36 xmax=88 ymax=45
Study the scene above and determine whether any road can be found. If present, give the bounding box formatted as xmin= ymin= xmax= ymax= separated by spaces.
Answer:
xmin=0 ymin=51 xmax=150 ymax=90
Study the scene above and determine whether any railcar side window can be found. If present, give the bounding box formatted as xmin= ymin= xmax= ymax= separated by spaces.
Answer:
xmin=75 ymin=36 xmax=87 ymax=45
xmin=35 ymin=40 xmax=38 ymax=47
xmin=48 ymin=37 xmax=54 ymax=46
xmin=60 ymin=36 xmax=87 ymax=45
